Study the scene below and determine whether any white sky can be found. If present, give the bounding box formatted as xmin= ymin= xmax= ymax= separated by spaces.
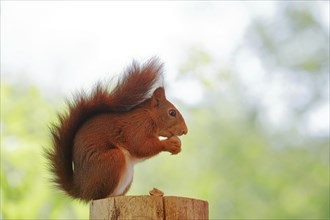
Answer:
xmin=1 ymin=1 xmax=250 ymax=93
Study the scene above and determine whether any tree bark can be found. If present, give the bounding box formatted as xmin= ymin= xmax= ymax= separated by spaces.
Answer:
xmin=90 ymin=195 xmax=208 ymax=220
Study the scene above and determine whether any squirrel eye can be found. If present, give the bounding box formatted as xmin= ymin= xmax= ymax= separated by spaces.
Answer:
xmin=169 ymin=109 xmax=176 ymax=117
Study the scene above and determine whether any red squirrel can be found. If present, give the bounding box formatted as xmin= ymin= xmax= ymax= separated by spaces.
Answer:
xmin=46 ymin=58 xmax=188 ymax=201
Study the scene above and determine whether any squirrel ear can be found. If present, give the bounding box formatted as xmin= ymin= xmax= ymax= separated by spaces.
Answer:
xmin=151 ymin=87 xmax=166 ymax=108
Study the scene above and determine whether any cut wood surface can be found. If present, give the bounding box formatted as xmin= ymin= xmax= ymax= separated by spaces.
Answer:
xmin=90 ymin=195 xmax=208 ymax=220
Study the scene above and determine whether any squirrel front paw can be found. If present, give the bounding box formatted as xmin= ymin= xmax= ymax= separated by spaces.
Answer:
xmin=163 ymin=136 xmax=181 ymax=155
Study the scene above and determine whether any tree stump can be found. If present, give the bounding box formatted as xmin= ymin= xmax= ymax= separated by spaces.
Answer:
xmin=90 ymin=195 xmax=209 ymax=220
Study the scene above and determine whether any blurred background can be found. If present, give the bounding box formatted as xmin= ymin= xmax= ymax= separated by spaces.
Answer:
xmin=1 ymin=1 xmax=329 ymax=219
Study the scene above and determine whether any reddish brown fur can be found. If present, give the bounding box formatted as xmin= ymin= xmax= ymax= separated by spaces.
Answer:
xmin=46 ymin=58 xmax=188 ymax=201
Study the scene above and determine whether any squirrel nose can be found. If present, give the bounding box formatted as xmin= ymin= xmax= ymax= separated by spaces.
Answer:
xmin=181 ymin=126 xmax=188 ymax=135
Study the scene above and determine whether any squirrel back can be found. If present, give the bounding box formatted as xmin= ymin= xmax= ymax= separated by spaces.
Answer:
xmin=46 ymin=58 xmax=187 ymax=201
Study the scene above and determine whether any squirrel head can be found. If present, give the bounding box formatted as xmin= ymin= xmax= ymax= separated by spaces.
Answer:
xmin=149 ymin=87 xmax=188 ymax=138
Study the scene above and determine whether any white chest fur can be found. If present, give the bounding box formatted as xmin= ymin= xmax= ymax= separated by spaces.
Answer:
xmin=111 ymin=147 xmax=144 ymax=196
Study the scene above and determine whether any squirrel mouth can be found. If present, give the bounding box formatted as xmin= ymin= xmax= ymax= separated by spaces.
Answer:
xmin=158 ymin=132 xmax=182 ymax=141
xmin=158 ymin=131 xmax=174 ymax=140
xmin=158 ymin=136 xmax=168 ymax=140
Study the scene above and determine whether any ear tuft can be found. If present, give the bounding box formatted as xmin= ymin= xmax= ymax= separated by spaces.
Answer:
xmin=151 ymin=87 xmax=166 ymax=108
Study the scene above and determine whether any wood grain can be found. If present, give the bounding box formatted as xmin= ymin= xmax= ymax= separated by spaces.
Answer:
xmin=90 ymin=195 xmax=208 ymax=220
xmin=164 ymin=196 xmax=209 ymax=220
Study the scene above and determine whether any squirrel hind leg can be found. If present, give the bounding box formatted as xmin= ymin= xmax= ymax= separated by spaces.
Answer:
xmin=75 ymin=147 xmax=126 ymax=200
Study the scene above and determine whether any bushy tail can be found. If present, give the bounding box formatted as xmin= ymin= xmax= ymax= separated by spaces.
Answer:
xmin=45 ymin=58 xmax=163 ymax=198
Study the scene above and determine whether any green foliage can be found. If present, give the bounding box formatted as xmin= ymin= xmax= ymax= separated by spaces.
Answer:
xmin=1 ymin=83 xmax=88 ymax=219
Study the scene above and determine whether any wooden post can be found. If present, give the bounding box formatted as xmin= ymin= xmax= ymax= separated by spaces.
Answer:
xmin=90 ymin=196 xmax=208 ymax=220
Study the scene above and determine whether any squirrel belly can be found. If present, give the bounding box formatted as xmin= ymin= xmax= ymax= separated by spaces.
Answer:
xmin=111 ymin=147 xmax=145 ymax=196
